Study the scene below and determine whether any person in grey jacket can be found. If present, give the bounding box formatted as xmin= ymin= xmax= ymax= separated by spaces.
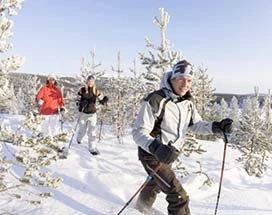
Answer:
xmin=132 ymin=60 xmax=233 ymax=215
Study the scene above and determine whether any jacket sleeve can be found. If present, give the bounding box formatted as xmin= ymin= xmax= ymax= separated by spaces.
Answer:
xmin=97 ymin=91 xmax=103 ymax=101
xmin=35 ymin=87 xmax=44 ymax=102
xmin=57 ymin=88 xmax=65 ymax=107
xmin=59 ymin=96 xmax=65 ymax=107
xmin=132 ymin=101 xmax=156 ymax=153
xmin=188 ymin=104 xmax=213 ymax=134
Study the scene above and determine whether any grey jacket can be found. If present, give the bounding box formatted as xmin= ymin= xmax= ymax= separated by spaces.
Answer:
xmin=132 ymin=71 xmax=213 ymax=153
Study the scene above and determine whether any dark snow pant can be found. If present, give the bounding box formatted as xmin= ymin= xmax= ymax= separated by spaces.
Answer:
xmin=135 ymin=147 xmax=190 ymax=215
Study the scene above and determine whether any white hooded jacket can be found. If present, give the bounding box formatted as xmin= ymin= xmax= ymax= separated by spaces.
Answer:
xmin=132 ymin=71 xmax=214 ymax=153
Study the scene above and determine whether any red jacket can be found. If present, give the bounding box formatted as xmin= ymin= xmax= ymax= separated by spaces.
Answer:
xmin=35 ymin=84 xmax=64 ymax=115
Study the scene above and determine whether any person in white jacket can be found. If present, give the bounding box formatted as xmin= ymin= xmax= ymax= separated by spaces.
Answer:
xmin=132 ymin=60 xmax=233 ymax=215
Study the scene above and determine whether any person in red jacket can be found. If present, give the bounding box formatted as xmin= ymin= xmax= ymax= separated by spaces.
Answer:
xmin=35 ymin=74 xmax=65 ymax=137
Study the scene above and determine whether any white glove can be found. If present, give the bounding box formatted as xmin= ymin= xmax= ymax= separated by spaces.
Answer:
xmin=37 ymin=99 xmax=44 ymax=106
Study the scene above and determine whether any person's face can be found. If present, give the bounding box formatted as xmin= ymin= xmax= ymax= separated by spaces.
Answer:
xmin=87 ymin=79 xmax=95 ymax=87
xmin=48 ymin=78 xmax=55 ymax=85
xmin=170 ymin=76 xmax=192 ymax=96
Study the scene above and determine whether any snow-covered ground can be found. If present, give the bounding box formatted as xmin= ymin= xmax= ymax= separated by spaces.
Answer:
xmin=1 ymin=115 xmax=272 ymax=215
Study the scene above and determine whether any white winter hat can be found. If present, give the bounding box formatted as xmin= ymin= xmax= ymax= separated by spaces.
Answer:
xmin=171 ymin=60 xmax=194 ymax=80
xmin=47 ymin=74 xmax=57 ymax=80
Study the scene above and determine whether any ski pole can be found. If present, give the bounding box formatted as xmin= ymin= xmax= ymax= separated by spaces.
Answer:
xmin=117 ymin=164 xmax=162 ymax=215
xmin=68 ymin=113 xmax=81 ymax=149
xmin=98 ymin=104 xmax=107 ymax=142
xmin=146 ymin=164 xmax=170 ymax=188
xmin=68 ymin=104 xmax=88 ymax=149
xmin=214 ymin=131 xmax=229 ymax=215
xmin=58 ymin=106 xmax=65 ymax=133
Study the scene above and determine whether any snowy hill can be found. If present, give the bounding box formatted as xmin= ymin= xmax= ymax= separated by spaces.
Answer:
xmin=8 ymin=72 xmax=263 ymax=106
xmin=0 ymin=115 xmax=271 ymax=215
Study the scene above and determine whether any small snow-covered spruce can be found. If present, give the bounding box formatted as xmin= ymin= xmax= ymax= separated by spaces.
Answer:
xmin=109 ymin=51 xmax=129 ymax=143
xmin=139 ymin=8 xmax=181 ymax=91
xmin=181 ymin=137 xmax=207 ymax=157
xmin=190 ymin=66 xmax=217 ymax=141
xmin=0 ymin=113 xmax=66 ymax=202
xmin=0 ymin=0 xmax=25 ymax=196
xmin=233 ymin=87 xmax=271 ymax=177
xmin=193 ymin=161 xmax=214 ymax=188
xmin=174 ymin=134 xmax=207 ymax=178
xmin=80 ymin=48 xmax=105 ymax=84
xmin=15 ymin=74 xmax=41 ymax=115
xmin=229 ymin=96 xmax=240 ymax=130
xmin=218 ymin=98 xmax=229 ymax=119
xmin=0 ymin=0 xmax=66 ymax=204
xmin=0 ymin=0 xmax=25 ymax=113
xmin=191 ymin=66 xmax=217 ymax=121
xmin=174 ymin=159 xmax=213 ymax=189
xmin=128 ymin=58 xmax=146 ymax=125
xmin=6 ymin=82 xmax=18 ymax=113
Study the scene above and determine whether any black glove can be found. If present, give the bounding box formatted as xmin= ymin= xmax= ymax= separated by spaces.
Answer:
xmin=148 ymin=139 xmax=179 ymax=164
xmin=59 ymin=107 xmax=65 ymax=113
xmin=99 ymin=96 xmax=109 ymax=105
xmin=212 ymin=118 xmax=233 ymax=133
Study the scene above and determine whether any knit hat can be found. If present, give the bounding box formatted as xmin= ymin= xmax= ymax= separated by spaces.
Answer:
xmin=86 ymin=75 xmax=95 ymax=81
xmin=171 ymin=60 xmax=194 ymax=80
xmin=47 ymin=74 xmax=57 ymax=80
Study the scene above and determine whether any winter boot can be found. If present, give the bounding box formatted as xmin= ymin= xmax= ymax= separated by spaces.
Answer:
xmin=89 ymin=148 xmax=100 ymax=156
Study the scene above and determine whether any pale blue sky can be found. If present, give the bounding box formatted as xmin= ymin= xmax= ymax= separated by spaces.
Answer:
xmin=10 ymin=0 xmax=272 ymax=94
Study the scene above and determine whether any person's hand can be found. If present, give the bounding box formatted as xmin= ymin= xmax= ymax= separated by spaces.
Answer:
xmin=212 ymin=118 xmax=233 ymax=133
xmin=59 ymin=107 xmax=66 ymax=113
xmin=37 ymin=99 xmax=44 ymax=106
xmin=148 ymin=139 xmax=179 ymax=164
xmin=32 ymin=109 xmax=39 ymax=117
xmin=103 ymin=96 xmax=109 ymax=103
xmin=99 ymin=96 xmax=109 ymax=105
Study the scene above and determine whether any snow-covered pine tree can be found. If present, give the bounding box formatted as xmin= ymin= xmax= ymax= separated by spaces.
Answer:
xmin=15 ymin=74 xmax=41 ymax=115
xmin=1 ymin=2 xmax=25 ymax=187
xmin=0 ymin=1 xmax=67 ymax=203
xmin=109 ymin=51 xmax=129 ymax=143
xmin=233 ymin=87 xmax=270 ymax=177
xmin=6 ymin=82 xmax=18 ymax=114
xmin=128 ymin=58 xmax=146 ymax=125
xmin=190 ymin=66 xmax=216 ymax=141
xmin=0 ymin=1 xmax=25 ymax=113
xmin=229 ymin=96 xmax=240 ymax=130
xmin=79 ymin=48 xmax=105 ymax=83
xmin=258 ymin=90 xmax=272 ymax=173
xmin=139 ymin=8 xmax=181 ymax=91
xmin=0 ymin=112 xmax=65 ymax=202
xmin=209 ymin=103 xmax=220 ymax=123
xmin=16 ymin=87 xmax=25 ymax=114
xmin=191 ymin=66 xmax=216 ymax=121
xmin=218 ymin=97 xmax=229 ymax=119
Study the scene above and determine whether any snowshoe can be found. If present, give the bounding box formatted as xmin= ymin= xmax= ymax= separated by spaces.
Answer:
xmin=89 ymin=149 xmax=100 ymax=156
